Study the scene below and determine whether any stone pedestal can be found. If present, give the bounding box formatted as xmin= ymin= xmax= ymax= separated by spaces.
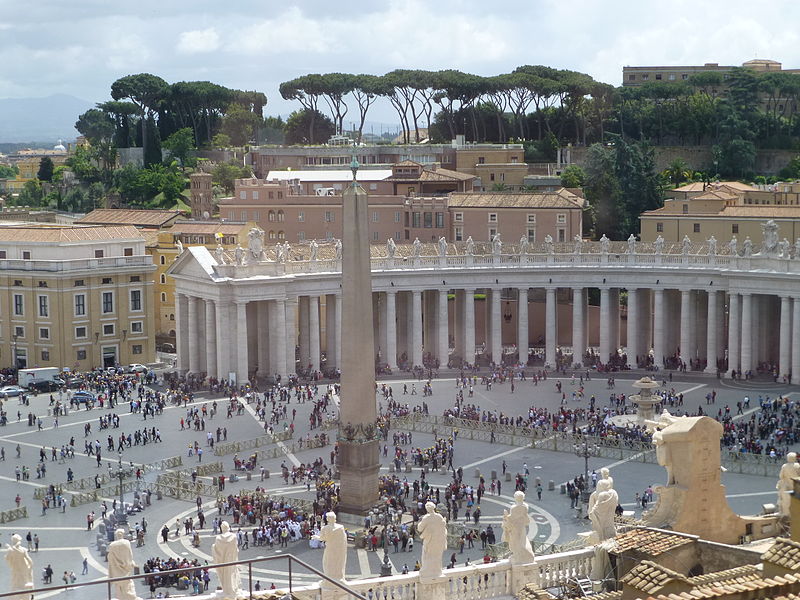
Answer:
xmin=336 ymin=440 xmax=380 ymax=515
xmin=418 ymin=578 xmax=448 ymax=600
xmin=511 ymin=562 xmax=539 ymax=595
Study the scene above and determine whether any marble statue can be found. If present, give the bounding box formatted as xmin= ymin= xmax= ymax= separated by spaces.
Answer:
xmin=544 ymin=234 xmax=554 ymax=254
xmin=681 ymin=235 xmax=691 ymax=255
xmin=175 ymin=239 xmax=184 ymax=254
xmin=412 ymin=237 xmax=422 ymax=258
xmin=600 ymin=234 xmax=610 ymax=254
xmin=707 ymin=236 xmax=717 ymax=256
xmin=234 ymin=244 xmax=245 ymax=266
xmin=654 ymin=235 xmax=664 ymax=254
xmin=573 ymin=234 xmax=583 ymax=254
xmin=627 ymin=234 xmax=636 ymax=255
xmin=215 ymin=244 xmax=225 ymax=265
xmin=519 ymin=235 xmax=529 ymax=255
xmin=588 ymin=478 xmax=619 ymax=542
xmin=309 ymin=239 xmax=319 ymax=261
xmin=779 ymin=237 xmax=791 ymax=258
xmin=465 ymin=236 xmax=475 ymax=255
xmin=728 ymin=236 xmax=738 ymax=256
xmin=275 ymin=243 xmax=285 ymax=263
xmin=491 ymin=233 xmax=502 ymax=256
xmin=502 ymin=491 xmax=535 ymax=565
xmin=418 ymin=501 xmax=447 ymax=581
xmin=315 ymin=512 xmax=347 ymax=588
xmin=283 ymin=241 xmax=291 ymax=262
xmin=387 ymin=238 xmax=396 ymax=259
xmin=108 ymin=529 xmax=138 ymax=600
xmin=212 ymin=521 xmax=241 ymax=599
xmin=743 ymin=236 xmax=753 ymax=257
xmin=5 ymin=533 xmax=33 ymax=600
xmin=334 ymin=238 xmax=342 ymax=261
xmin=438 ymin=236 xmax=447 ymax=257
xmin=777 ymin=452 xmax=800 ymax=517
xmin=247 ymin=227 xmax=264 ymax=263
xmin=795 ymin=238 xmax=800 ymax=259
xmin=761 ymin=219 xmax=779 ymax=255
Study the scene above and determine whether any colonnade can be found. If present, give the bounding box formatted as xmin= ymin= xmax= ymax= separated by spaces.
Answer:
xmin=174 ymin=284 xmax=798 ymax=383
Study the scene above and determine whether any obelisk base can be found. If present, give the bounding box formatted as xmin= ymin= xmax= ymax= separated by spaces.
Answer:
xmin=337 ymin=439 xmax=380 ymax=515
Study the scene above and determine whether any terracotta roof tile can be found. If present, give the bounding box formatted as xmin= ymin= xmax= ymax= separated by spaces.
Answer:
xmin=763 ymin=538 xmax=800 ymax=571
xmin=77 ymin=208 xmax=181 ymax=227
xmin=0 ymin=224 xmax=143 ymax=243
xmin=622 ymin=560 xmax=689 ymax=593
xmin=447 ymin=190 xmax=582 ymax=209
xmin=688 ymin=564 xmax=762 ymax=586
xmin=612 ymin=527 xmax=695 ymax=557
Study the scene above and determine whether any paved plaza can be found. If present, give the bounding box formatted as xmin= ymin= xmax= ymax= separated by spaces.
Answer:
xmin=0 ymin=370 xmax=793 ymax=596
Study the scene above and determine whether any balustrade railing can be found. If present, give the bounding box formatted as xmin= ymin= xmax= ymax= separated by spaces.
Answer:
xmin=213 ymin=430 xmax=293 ymax=456
xmin=0 ymin=506 xmax=27 ymax=523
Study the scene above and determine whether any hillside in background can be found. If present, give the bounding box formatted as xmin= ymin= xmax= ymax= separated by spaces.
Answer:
xmin=0 ymin=94 xmax=94 ymax=144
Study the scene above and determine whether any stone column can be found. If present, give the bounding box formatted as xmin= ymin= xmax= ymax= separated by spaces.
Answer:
xmin=272 ymin=299 xmax=287 ymax=377
xmin=325 ymin=294 xmax=337 ymax=372
xmin=298 ymin=296 xmax=310 ymax=371
xmin=285 ymin=297 xmax=297 ymax=376
xmin=412 ymin=290 xmax=423 ymax=367
xmin=235 ymin=301 xmax=249 ymax=384
xmin=627 ymin=288 xmax=639 ymax=369
xmin=518 ymin=288 xmax=529 ymax=365
xmin=175 ymin=293 xmax=188 ymax=372
xmin=740 ymin=293 xmax=752 ymax=375
xmin=572 ymin=287 xmax=585 ymax=368
xmin=705 ymin=291 xmax=718 ymax=374
xmin=653 ymin=289 xmax=665 ymax=369
xmin=187 ymin=296 xmax=200 ymax=374
xmin=464 ymin=289 xmax=475 ymax=366
xmin=680 ymin=289 xmax=691 ymax=363
xmin=309 ymin=296 xmax=321 ymax=372
xmin=205 ymin=299 xmax=217 ymax=379
xmin=257 ymin=301 xmax=269 ymax=378
xmin=727 ymin=293 xmax=740 ymax=376
xmin=609 ymin=289 xmax=620 ymax=357
xmin=793 ymin=298 xmax=800 ymax=385
xmin=780 ymin=295 xmax=792 ymax=380
xmin=545 ymin=287 xmax=557 ymax=368
xmin=197 ymin=301 xmax=207 ymax=374
xmin=215 ymin=301 xmax=231 ymax=381
xmin=438 ymin=289 xmax=449 ymax=367
xmin=599 ymin=287 xmax=610 ymax=363
xmin=491 ymin=288 xmax=502 ymax=365
xmin=335 ymin=293 xmax=342 ymax=372
xmin=385 ymin=291 xmax=397 ymax=371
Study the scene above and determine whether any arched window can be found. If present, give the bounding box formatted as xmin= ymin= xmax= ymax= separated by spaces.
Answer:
xmin=169 ymin=314 xmax=174 ymax=321
xmin=268 ymin=230 xmax=276 ymax=240
xmin=161 ymin=292 xmax=167 ymax=302
xmin=169 ymin=329 xmax=175 ymax=336
xmin=278 ymin=231 xmax=286 ymax=241
xmin=160 ymin=274 xmax=166 ymax=284
xmin=277 ymin=210 xmax=285 ymax=222
xmin=268 ymin=210 xmax=276 ymax=222
xmin=160 ymin=255 xmax=166 ymax=265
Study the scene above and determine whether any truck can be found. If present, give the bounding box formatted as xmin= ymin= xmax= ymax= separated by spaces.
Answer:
xmin=17 ymin=367 xmax=63 ymax=389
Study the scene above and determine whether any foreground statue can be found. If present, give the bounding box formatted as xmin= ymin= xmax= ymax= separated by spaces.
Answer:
xmin=212 ymin=521 xmax=241 ymax=599
xmin=503 ymin=491 xmax=535 ymax=564
xmin=777 ymin=452 xmax=800 ymax=517
xmin=108 ymin=529 xmax=138 ymax=600
xmin=418 ymin=501 xmax=447 ymax=581
xmin=588 ymin=478 xmax=619 ymax=542
xmin=316 ymin=512 xmax=347 ymax=588
xmin=6 ymin=533 xmax=33 ymax=600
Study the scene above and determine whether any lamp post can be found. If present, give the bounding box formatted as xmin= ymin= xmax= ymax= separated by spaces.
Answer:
xmin=573 ymin=441 xmax=598 ymax=505
xmin=11 ymin=334 xmax=18 ymax=375
xmin=113 ymin=451 xmax=128 ymax=526
xmin=380 ymin=501 xmax=393 ymax=577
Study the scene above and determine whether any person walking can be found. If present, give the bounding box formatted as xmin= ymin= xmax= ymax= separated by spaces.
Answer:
xmin=81 ymin=557 xmax=89 ymax=575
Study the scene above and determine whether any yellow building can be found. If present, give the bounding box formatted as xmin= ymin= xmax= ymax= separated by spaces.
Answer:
xmin=455 ymin=145 xmax=529 ymax=191
xmin=5 ymin=152 xmax=69 ymax=193
xmin=0 ymin=224 xmax=155 ymax=370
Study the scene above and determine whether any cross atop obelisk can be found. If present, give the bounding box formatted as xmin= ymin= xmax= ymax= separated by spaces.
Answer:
xmin=337 ymin=146 xmax=379 ymax=515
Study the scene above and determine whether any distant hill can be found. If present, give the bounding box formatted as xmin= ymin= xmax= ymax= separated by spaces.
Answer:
xmin=0 ymin=94 xmax=95 ymax=144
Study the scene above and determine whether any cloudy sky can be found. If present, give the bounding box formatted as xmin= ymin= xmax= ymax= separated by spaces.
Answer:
xmin=2 ymin=0 xmax=800 ymax=126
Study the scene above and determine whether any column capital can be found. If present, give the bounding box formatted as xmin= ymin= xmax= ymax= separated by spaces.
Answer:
xmin=235 ymin=300 xmax=248 ymax=307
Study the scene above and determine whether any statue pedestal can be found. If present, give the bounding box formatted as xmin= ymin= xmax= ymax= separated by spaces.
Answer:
xmin=320 ymin=588 xmax=348 ymax=600
xmin=511 ymin=561 xmax=539 ymax=595
xmin=417 ymin=577 xmax=448 ymax=600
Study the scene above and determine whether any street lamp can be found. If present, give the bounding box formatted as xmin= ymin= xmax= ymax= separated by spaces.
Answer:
xmin=112 ymin=451 xmax=128 ymax=526
xmin=574 ymin=441 xmax=599 ymax=505
xmin=380 ymin=502 xmax=393 ymax=577
xmin=11 ymin=334 xmax=18 ymax=374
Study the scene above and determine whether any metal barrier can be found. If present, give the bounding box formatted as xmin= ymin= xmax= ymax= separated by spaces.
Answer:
xmin=213 ymin=430 xmax=293 ymax=456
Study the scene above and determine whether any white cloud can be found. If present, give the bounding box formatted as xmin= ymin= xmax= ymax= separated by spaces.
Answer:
xmin=177 ymin=28 xmax=221 ymax=55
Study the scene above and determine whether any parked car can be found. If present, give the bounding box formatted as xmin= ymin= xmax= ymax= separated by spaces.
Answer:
xmin=29 ymin=379 xmax=63 ymax=393
xmin=0 ymin=385 xmax=25 ymax=397
xmin=126 ymin=364 xmax=149 ymax=374
xmin=72 ymin=391 xmax=96 ymax=404
xmin=157 ymin=343 xmax=176 ymax=353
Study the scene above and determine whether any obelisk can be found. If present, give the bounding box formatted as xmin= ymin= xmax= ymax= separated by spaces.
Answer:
xmin=337 ymin=155 xmax=379 ymax=515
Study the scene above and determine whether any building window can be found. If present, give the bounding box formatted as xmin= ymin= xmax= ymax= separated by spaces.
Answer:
xmin=252 ymin=191 xmax=259 ymax=200
xmin=102 ymin=277 xmax=112 ymax=284
xmin=668 ymin=74 xmax=676 ymax=81
xmin=412 ymin=212 xmax=421 ymax=228
xmin=238 ymin=191 xmax=246 ymax=200
xmin=95 ymin=250 xmax=104 ymax=258
xmin=732 ymin=224 xmax=739 ymax=234
xmin=527 ymin=214 xmax=536 ymax=224
xmin=628 ymin=74 xmax=636 ymax=81
xmin=527 ymin=228 xmax=536 ymax=243
xmin=160 ymin=274 xmax=166 ymax=284
xmin=372 ymin=231 xmax=379 ymax=241
xmin=324 ymin=211 xmax=334 ymax=223
xmin=74 ymin=279 xmax=85 ymax=286
xmin=75 ymin=294 xmax=86 ymax=316
xmin=130 ymin=276 xmax=140 ymax=282
xmin=489 ymin=173 xmax=495 ymax=181
xmin=682 ymin=73 xmax=688 ymax=80
xmin=655 ymin=73 xmax=662 ymax=80
xmin=298 ymin=231 xmax=305 ymax=241
xmin=372 ymin=211 xmax=379 ymax=223
xmin=130 ymin=289 xmax=142 ymax=311
xmin=14 ymin=326 xmax=24 ymax=338
xmin=557 ymin=213 xmax=566 ymax=224
xmin=454 ymin=213 xmax=464 ymax=222
xmin=132 ymin=344 xmax=143 ymax=355
xmin=455 ymin=226 xmax=463 ymax=242
xmin=130 ymin=321 xmax=143 ymax=334
xmin=160 ymin=255 xmax=166 ymax=265
xmin=478 ymin=157 xmax=485 ymax=164
xmin=252 ymin=211 xmax=260 ymax=221
xmin=77 ymin=350 xmax=87 ymax=361
xmin=0 ymin=250 xmax=5 ymax=259
xmin=268 ymin=230 xmax=276 ymax=240
xmin=435 ymin=212 xmax=444 ymax=228
xmin=41 ymin=350 xmax=49 ymax=362
xmin=39 ymin=327 xmax=49 ymax=340
xmin=103 ymin=324 xmax=115 ymax=336
xmin=102 ymin=291 xmax=114 ymax=314
xmin=424 ymin=212 xmax=432 ymax=228
xmin=13 ymin=280 xmax=22 ymax=287
xmin=656 ymin=222 xmax=664 ymax=232
xmin=160 ymin=292 xmax=167 ymax=302
xmin=22 ymin=251 xmax=31 ymax=259
xmin=241 ymin=211 xmax=247 ymax=221
xmin=641 ymin=74 xmax=649 ymax=81
xmin=298 ymin=211 xmax=305 ymax=222
xmin=394 ymin=211 xmax=401 ymax=223
xmin=693 ymin=223 xmax=700 ymax=233
xmin=277 ymin=210 xmax=285 ymax=222
xmin=38 ymin=280 xmax=47 ymax=288
xmin=682 ymin=204 xmax=689 ymax=214
xmin=488 ymin=213 xmax=497 ymax=223
xmin=75 ymin=327 xmax=87 ymax=339
xmin=38 ymin=295 xmax=48 ymax=317
xmin=13 ymin=294 xmax=23 ymax=316
xmin=557 ymin=228 xmax=566 ymax=242
xmin=123 ymin=247 xmax=133 ymax=256
xmin=278 ymin=231 xmax=285 ymax=241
